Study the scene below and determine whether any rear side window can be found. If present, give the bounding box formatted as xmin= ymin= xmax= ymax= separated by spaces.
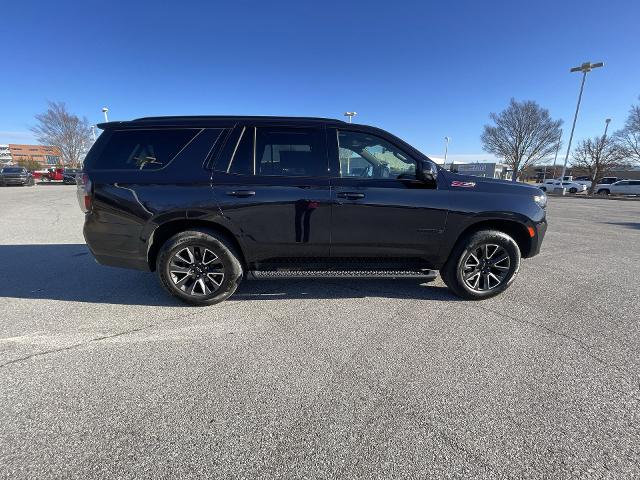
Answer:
xmin=256 ymin=127 xmax=325 ymax=177
xmin=93 ymin=129 xmax=200 ymax=170
xmin=224 ymin=126 xmax=326 ymax=177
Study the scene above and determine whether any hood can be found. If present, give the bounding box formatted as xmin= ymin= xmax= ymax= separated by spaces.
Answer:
xmin=443 ymin=171 xmax=541 ymax=195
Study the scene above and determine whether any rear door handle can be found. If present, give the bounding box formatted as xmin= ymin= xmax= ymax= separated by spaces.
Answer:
xmin=226 ymin=190 xmax=256 ymax=197
xmin=337 ymin=192 xmax=365 ymax=200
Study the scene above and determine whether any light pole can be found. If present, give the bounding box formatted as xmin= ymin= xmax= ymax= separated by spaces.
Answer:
xmin=444 ymin=136 xmax=450 ymax=165
xmin=550 ymin=129 xmax=562 ymax=180
xmin=557 ymin=61 xmax=604 ymax=193
xmin=602 ymin=118 xmax=611 ymax=140
xmin=344 ymin=111 xmax=357 ymax=123
xmin=102 ymin=107 xmax=109 ymax=122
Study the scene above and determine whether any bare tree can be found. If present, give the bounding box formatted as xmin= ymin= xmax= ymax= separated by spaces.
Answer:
xmin=614 ymin=98 xmax=640 ymax=164
xmin=572 ymin=136 xmax=625 ymax=194
xmin=481 ymin=99 xmax=563 ymax=181
xmin=31 ymin=101 xmax=93 ymax=168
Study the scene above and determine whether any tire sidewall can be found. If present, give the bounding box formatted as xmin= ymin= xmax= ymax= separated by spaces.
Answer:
xmin=157 ymin=230 xmax=243 ymax=306
xmin=453 ymin=231 xmax=521 ymax=299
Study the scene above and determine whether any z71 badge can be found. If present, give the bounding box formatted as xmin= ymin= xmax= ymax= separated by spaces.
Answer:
xmin=451 ymin=180 xmax=476 ymax=188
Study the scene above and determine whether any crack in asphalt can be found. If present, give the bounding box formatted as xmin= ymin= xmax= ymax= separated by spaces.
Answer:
xmin=0 ymin=307 xmax=209 ymax=369
xmin=474 ymin=304 xmax=640 ymax=402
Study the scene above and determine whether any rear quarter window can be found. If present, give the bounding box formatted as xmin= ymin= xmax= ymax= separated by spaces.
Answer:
xmin=87 ymin=128 xmax=201 ymax=170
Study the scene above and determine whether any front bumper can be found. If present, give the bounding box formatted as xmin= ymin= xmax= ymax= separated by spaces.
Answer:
xmin=1 ymin=177 xmax=28 ymax=185
xmin=527 ymin=218 xmax=547 ymax=257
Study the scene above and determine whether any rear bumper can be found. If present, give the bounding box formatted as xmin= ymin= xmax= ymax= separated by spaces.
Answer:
xmin=83 ymin=213 xmax=151 ymax=272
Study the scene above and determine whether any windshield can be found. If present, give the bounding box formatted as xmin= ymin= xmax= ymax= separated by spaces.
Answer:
xmin=1 ymin=167 xmax=25 ymax=173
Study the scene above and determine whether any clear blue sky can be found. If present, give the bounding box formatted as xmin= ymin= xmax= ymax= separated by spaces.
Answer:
xmin=1 ymin=0 xmax=639 ymax=162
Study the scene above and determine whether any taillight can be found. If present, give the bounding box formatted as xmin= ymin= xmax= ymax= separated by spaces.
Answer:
xmin=76 ymin=173 xmax=92 ymax=213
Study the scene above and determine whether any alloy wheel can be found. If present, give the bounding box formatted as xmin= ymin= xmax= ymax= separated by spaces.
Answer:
xmin=169 ymin=245 xmax=225 ymax=296
xmin=461 ymin=243 xmax=511 ymax=292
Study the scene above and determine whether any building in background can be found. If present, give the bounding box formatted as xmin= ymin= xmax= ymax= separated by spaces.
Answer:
xmin=450 ymin=162 xmax=513 ymax=180
xmin=0 ymin=145 xmax=12 ymax=165
xmin=7 ymin=144 xmax=62 ymax=168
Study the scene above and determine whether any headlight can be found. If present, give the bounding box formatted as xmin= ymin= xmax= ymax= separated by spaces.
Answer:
xmin=534 ymin=193 xmax=547 ymax=208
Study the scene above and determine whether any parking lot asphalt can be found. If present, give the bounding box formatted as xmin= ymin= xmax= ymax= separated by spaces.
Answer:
xmin=0 ymin=185 xmax=639 ymax=479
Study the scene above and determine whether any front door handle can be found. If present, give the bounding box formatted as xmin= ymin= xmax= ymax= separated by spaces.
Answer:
xmin=226 ymin=190 xmax=256 ymax=198
xmin=336 ymin=192 xmax=365 ymax=200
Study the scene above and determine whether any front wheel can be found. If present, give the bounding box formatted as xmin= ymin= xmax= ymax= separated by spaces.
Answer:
xmin=440 ymin=230 xmax=521 ymax=300
xmin=597 ymin=189 xmax=610 ymax=196
xmin=157 ymin=229 xmax=243 ymax=306
xmin=569 ymin=187 xmax=577 ymax=194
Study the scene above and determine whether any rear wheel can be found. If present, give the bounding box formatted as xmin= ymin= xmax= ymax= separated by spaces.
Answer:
xmin=157 ymin=229 xmax=243 ymax=306
xmin=597 ymin=189 xmax=610 ymax=196
xmin=441 ymin=230 xmax=521 ymax=300
xmin=569 ymin=187 xmax=577 ymax=193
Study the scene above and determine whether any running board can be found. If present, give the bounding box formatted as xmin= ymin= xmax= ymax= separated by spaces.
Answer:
xmin=248 ymin=269 xmax=437 ymax=280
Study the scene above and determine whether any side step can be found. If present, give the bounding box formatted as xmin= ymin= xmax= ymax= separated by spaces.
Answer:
xmin=249 ymin=269 xmax=437 ymax=280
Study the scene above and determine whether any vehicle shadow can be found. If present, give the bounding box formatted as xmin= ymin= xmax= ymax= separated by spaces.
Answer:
xmin=0 ymin=244 xmax=457 ymax=306
xmin=603 ymin=221 xmax=640 ymax=230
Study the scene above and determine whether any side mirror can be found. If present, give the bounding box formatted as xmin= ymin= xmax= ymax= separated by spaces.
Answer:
xmin=419 ymin=161 xmax=438 ymax=183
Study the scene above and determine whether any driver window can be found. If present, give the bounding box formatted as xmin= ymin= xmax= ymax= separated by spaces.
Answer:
xmin=337 ymin=130 xmax=417 ymax=180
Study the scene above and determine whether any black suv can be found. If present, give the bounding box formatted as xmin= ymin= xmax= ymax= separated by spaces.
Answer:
xmin=0 ymin=167 xmax=34 ymax=186
xmin=79 ymin=116 xmax=547 ymax=305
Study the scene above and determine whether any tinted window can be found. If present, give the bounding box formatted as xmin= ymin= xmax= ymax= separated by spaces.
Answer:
xmin=337 ymin=130 xmax=416 ymax=179
xmin=255 ymin=128 xmax=325 ymax=177
xmin=95 ymin=129 xmax=199 ymax=170
xmin=1 ymin=167 xmax=24 ymax=173
xmin=616 ymin=181 xmax=629 ymax=185
xmin=630 ymin=181 xmax=640 ymax=186
xmin=228 ymin=127 xmax=255 ymax=175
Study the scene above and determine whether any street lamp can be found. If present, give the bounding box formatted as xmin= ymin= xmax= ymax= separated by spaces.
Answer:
xmin=444 ymin=136 xmax=450 ymax=164
xmin=102 ymin=107 xmax=109 ymax=122
xmin=545 ymin=129 xmax=562 ymax=182
xmin=557 ymin=61 xmax=604 ymax=193
xmin=344 ymin=111 xmax=357 ymax=123
xmin=602 ymin=118 xmax=612 ymax=140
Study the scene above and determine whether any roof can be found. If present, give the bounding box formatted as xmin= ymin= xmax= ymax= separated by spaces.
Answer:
xmin=98 ymin=115 xmax=347 ymax=129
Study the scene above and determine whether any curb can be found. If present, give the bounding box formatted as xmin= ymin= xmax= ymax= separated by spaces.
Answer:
xmin=547 ymin=194 xmax=640 ymax=202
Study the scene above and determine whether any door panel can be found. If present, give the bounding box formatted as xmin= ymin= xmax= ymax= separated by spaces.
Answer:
xmin=327 ymin=128 xmax=449 ymax=263
xmin=214 ymin=175 xmax=331 ymax=261
xmin=331 ymin=179 xmax=448 ymax=260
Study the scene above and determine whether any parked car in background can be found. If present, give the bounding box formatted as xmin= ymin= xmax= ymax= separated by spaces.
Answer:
xmin=539 ymin=179 xmax=587 ymax=193
xmin=62 ymin=168 xmax=81 ymax=184
xmin=572 ymin=176 xmax=592 ymax=189
xmin=32 ymin=167 xmax=65 ymax=182
xmin=599 ymin=176 xmax=622 ymax=185
xmin=0 ymin=166 xmax=35 ymax=186
xmin=596 ymin=180 xmax=640 ymax=196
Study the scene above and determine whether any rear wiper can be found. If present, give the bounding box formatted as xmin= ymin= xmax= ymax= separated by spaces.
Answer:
xmin=134 ymin=156 xmax=163 ymax=169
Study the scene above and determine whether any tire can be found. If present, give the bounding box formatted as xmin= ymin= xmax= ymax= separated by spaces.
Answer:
xmin=440 ymin=230 xmax=521 ymax=300
xmin=569 ymin=187 xmax=577 ymax=194
xmin=157 ymin=229 xmax=243 ymax=306
xmin=540 ymin=186 xmax=547 ymax=192
xmin=597 ymin=189 xmax=609 ymax=196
